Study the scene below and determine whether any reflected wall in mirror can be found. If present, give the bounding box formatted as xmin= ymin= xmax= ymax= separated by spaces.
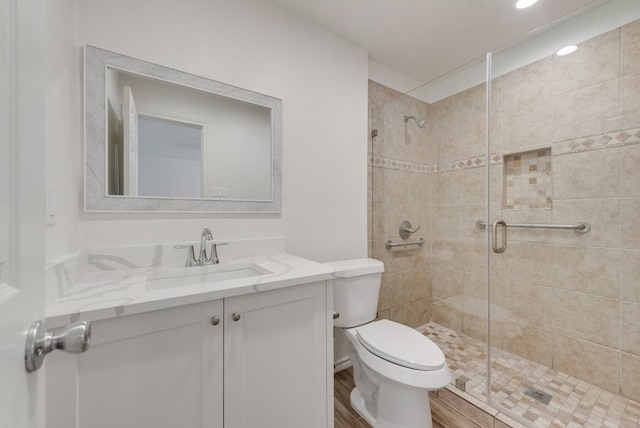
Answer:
xmin=86 ymin=46 xmax=282 ymax=212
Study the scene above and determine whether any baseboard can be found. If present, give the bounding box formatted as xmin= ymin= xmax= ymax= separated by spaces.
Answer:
xmin=334 ymin=357 xmax=352 ymax=373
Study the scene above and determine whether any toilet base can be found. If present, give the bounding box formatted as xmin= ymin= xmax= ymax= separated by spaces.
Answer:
xmin=350 ymin=384 xmax=433 ymax=428
xmin=350 ymin=388 xmax=376 ymax=426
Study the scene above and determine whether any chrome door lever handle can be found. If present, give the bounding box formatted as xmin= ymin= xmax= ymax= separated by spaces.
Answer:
xmin=25 ymin=320 xmax=91 ymax=373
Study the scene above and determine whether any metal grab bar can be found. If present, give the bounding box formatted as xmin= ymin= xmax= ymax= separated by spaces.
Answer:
xmin=475 ymin=220 xmax=591 ymax=234
xmin=385 ymin=238 xmax=425 ymax=249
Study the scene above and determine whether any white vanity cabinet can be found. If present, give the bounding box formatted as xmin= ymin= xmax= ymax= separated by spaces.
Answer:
xmin=45 ymin=280 xmax=332 ymax=428
xmin=224 ymin=281 xmax=329 ymax=428
xmin=45 ymin=299 xmax=225 ymax=428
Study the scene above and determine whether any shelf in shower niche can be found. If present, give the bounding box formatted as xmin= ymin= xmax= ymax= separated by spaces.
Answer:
xmin=503 ymin=148 xmax=552 ymax=210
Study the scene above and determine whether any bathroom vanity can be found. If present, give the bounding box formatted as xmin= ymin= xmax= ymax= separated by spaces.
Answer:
xmin=41 ymin=46 xmax=335 ymax=427
xmin=44 ymin=242 xmax=334 ymax=428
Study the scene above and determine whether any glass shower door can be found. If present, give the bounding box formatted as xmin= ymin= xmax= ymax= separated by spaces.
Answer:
xmin=486 ymin=1 xmax=640 ymax=426
xmin=403 ymin=55 xmax=492 ymax=408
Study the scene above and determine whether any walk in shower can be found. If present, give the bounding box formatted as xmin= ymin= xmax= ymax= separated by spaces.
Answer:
xmin=368 ymin=1 xmax=640 ymax=426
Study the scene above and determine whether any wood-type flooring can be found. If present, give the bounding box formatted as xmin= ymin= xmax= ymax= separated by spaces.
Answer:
xmin=334 ymin=368 xmax=372 ymax=428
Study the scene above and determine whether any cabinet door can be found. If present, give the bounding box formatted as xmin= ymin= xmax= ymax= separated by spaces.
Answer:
xmin=46 ymin=300 xmax=224 ymax=428
xmin=224 ymin=282 xmax=330 ymax=428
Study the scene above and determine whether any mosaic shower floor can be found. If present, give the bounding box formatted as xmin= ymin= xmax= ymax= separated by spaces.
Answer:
xmin=418 ymin=322 xmax=640 ymax=427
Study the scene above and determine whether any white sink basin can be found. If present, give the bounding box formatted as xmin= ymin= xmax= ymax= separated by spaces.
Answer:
xmin=146 ymin=263 xmax=273 ymax=290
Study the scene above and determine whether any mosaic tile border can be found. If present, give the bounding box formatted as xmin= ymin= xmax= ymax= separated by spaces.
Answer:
xmin=370 ymin=127 xmax=640 ymax=174
xmin=433 ymin=154 xmax=503 ymax=173
xmin=369 ymin=155 xmax=431 ymax=174
xmin=553 ymin=126 xmax=640 ymax=156
xmin=369 ymin=154 xmax=503 ymax=174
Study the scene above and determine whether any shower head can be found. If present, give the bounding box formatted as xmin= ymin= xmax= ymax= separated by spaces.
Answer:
xmin=403 ymin=115 xmax=426 ymax=129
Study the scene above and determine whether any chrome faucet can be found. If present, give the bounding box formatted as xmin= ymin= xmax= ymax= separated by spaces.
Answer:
xmin=175 ymin=228 xmax=219 ymax=267
xmin=199 ymin=228 xmax=214 ymax=263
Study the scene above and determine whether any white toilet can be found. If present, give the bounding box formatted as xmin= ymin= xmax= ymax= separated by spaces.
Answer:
xmin=327 ymin=258 xmax=451 ymax=428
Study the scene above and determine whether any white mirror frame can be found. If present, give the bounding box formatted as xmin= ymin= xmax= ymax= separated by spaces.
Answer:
xmin=84 ymin=45 xmax=282 ymax=212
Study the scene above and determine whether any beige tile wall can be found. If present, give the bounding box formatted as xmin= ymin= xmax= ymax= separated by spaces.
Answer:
xmin=427 ymin=20 xmax=640 ymax=401
xmin=368 ymin=81 xmax=431 ymax=328
xmin=369 ymin=17 xmax=640 ymax=401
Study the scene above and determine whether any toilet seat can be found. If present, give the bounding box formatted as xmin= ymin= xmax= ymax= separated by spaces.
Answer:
xmin=355 ymin=319 xmax=445 ymax=371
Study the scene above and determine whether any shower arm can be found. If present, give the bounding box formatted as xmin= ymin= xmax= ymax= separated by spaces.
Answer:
xmin=403 ymin=115 xmax=426 ymax=128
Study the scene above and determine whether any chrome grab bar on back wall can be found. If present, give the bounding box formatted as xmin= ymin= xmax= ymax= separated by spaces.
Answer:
xmin=475 ymin=220 xmax=591 ymax=233
xmin=476 ymin=219 xmax=591 ymax=254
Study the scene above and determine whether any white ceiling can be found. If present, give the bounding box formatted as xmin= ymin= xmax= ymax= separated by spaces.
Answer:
xmin=272 ymin=0 xmax=599 ymax=85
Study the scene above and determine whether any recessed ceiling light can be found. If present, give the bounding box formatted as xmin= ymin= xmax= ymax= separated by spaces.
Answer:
xmin=556 ymin=45 xmax=578 ymax=56
xmin=516 ymin=0 xmax=539 ymax=9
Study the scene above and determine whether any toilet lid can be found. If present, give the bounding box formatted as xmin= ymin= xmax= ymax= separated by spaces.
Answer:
xmin=355 ymin=319 xmax=445 ymax=371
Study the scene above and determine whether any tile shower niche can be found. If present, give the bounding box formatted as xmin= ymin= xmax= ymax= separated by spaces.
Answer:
xmin=503 ymin=148 xmax=552 ymax=210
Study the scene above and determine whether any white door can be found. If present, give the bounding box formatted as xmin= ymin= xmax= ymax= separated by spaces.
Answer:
xmin=0 ymin=0 xmax=46 ymax=426
xmin=123 ymin=86 xmax=139 ymax=196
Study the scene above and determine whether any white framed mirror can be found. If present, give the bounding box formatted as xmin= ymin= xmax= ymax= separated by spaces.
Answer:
xmin=85 ymin=45 xmax=282 ymax=212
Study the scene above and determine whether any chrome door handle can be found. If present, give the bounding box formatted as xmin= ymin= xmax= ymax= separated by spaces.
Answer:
xmin=232 ymin=313 xmax=241 ymax=321
xmin=25 ymin=320 xmax=91 ymax=373
xmin=492 ymin=219 xmax=507 ymax=254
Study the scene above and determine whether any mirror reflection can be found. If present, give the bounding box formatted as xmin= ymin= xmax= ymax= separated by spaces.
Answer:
xmin=106 ymin=68 xmax=272 ymax=201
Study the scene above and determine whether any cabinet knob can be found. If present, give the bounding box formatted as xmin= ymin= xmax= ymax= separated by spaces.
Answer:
xmin=232 ymin=312 xmax=241 ymax=321
xmin=210 ymin=316 xmax=220 ymax=326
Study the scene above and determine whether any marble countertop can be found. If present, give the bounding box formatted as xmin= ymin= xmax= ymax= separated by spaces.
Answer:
xmin=45 ymin=246 xmax=334 ymax=328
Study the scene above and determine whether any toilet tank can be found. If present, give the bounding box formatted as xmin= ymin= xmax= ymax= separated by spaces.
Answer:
xmin=325 ymin=258 xmax=384 ymax=328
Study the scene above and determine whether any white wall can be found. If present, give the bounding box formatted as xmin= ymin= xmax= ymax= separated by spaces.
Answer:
xmin=45 ymin=0 xmax=369 ymax=264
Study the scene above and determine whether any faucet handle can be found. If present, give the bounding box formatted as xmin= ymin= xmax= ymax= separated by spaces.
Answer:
xmin=175 ymin=245 xmax=197 ymax=267
xmin=209 ymin=244 xmax=219 ymax=264
xmin=205 ymin=242 xmax=229 ymax=265
xmin=399 ymin=220 xmax=421 ymax=239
